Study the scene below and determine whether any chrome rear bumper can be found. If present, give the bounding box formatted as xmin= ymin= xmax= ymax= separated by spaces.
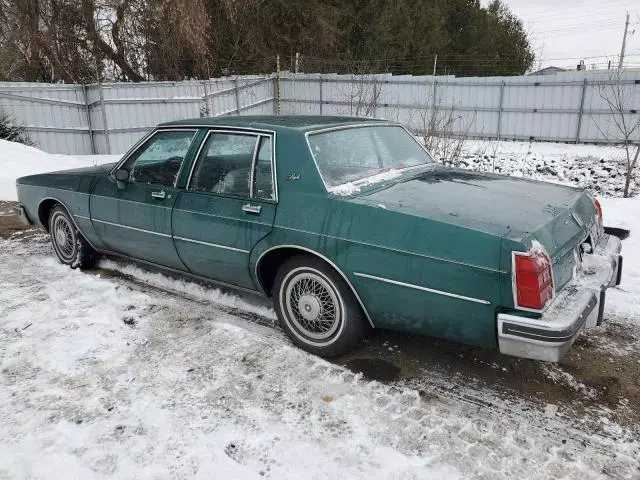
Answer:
xmin=497 ymin=233 xmax=622 ymax=362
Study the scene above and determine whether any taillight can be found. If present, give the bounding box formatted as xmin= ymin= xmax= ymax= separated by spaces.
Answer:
xmin=593 ymin=198 xmax=603 ymax=224
xmin=513 ymin=246 xmax=554 ymax=310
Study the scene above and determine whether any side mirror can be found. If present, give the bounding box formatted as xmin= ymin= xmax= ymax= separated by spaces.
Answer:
xmin=115 ymin=168 xmax=129 ymax=181
xmin=114 ymin=168 xmax=129 ymax=189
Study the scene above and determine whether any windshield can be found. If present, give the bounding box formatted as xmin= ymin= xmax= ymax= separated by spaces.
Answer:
xmin=307 ymin=125 xmax=434 ymax=194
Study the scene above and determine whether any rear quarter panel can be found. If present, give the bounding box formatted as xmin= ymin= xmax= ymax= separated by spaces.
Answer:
xmin=273 ymin=198 xmax=502 ymax=348
xmin=252 ymin=131 xmax=503 ymax=348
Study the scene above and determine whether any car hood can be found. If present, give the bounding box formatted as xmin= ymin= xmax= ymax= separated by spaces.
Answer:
xmin=17 ymin=162 xmax=118 ymax=185
xmin=352 ymin=167 xmax=596 ymax=249
xmin=48 ymin=162 xmax=118 ymax=176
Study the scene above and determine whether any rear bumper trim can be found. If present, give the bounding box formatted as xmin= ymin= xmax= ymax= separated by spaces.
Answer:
xmin=501 ymin=295 xmax=595 ymax=342
xmin=596 ymin=289 xmax=606 ymax=326
xmin=498 ymin=289 xmax=597 ymax=362
xmin=498 ymin=232 xmax=622 ymax=362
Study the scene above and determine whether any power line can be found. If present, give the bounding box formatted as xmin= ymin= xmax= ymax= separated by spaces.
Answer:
xmin=518 ymin=1 xmax=635 ymax=20
xmin=529 ymin=21 xmax=621 ymax=34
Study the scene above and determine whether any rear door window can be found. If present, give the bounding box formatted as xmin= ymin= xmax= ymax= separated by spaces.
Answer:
xmin=189 ymin=132 xmax=258 ymax=198
xmin=189 ymin=131 xmax=275 ymax=201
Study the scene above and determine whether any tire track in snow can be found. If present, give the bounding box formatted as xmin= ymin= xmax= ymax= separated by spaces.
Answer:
xmin=87 ymin=254 xmax=640 ymax=473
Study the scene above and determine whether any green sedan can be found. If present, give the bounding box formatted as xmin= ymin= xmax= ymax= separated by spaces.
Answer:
xmin=16 ymin=116 xmax=623 ymax=361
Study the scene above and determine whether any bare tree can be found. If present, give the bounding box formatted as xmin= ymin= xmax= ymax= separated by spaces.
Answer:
xmin=418 ymin=95 xmax=476 ymax=167
xmin=592 ymin=71 xmax=640 ymax=198
xmin=334 ymin=68 xmax=383 ymax=118
xmin=0 ymin=0 xmax=96 ymax=82
xmin=349 ymin=75 xmax=382 ymax=117
xmin=0 ymin=0 xmax=211 ymax=82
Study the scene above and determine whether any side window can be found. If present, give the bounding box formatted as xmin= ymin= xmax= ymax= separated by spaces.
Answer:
xmin=124 ymin=130 xmax=195 ymax=186
xmin=253 ymin=137 xmax=274 ymax=200
xmin=190 ymin=132 xmax=258 ymax=197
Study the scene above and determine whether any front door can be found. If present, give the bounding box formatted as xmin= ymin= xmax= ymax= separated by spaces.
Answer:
xmin=90 ymin=129 xmax=198 ymax=269
xmin=172 ymin=130 xmax=277 ymax=290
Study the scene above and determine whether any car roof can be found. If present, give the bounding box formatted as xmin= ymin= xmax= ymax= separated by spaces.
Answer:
xmin=158 ymin=115 xmax=392 ymax=133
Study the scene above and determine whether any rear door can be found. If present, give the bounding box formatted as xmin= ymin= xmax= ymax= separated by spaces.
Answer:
xmin=91 ymin=128 xmax=198 ymax=269
xmin=172 ymin=129 xmax=277 ymax=290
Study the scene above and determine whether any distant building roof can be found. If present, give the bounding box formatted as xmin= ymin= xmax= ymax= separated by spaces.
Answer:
xmin=528 ymin=66 xmax=567 ymax=76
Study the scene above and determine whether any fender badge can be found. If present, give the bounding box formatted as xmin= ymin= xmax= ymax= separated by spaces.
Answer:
xmin=287 ymin=173 xmax=301 ymax=181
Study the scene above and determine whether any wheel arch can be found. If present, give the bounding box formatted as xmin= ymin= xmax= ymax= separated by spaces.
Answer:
xmin=254 ymin=244 xmax=375 ymax=328
xmin=37 ymin=197 xmax=92 ymax=249
xmin=38 ymin=197 xmax=66 ymax=232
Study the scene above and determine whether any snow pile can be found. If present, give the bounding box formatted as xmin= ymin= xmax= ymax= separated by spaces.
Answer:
xmin=329 ymin=169 xmax=403 ymax=196
xmin=99 ymin=258 xmax=277 ymax=321
xmin=0 ymin=139 xmax=119 ymax=201
xmin=542 ymin=364 xmax=598 ymax=399
xmin=436 ymin=140 xmax=636 ymax=198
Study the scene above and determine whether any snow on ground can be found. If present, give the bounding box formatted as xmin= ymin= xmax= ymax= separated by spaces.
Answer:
xmin=1 ymin=139 xmax=640 ymax=477
xmin=0 ymin=139 xmax=119 ymax=201
xmin=600 ymin=196 xmax=640 ymax=332
xmin=98 ymin=258 xmax=277 ymax=322
xmin=1 ymin=236 xmax=639 ymax=479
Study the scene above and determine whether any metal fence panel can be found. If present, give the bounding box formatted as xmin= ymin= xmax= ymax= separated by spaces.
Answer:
xmin=0 ymin=82 xmax=90 ymax=154
xmin=1 ymin=71 xmax=638 ymax=154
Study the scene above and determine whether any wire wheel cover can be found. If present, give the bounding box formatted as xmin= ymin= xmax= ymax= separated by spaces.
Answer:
xmin=53 ymin=215 xmax=75 ymax=260
xmin=285 ymin=271 xmax=341 ymax=340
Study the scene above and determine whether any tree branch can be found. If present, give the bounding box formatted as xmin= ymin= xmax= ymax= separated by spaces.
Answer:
xmin=81 ymin=0 xmax=143 ymax=81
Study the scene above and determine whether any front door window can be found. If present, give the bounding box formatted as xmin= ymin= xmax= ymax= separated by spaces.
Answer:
xmin=124 ymin=130 xmax=196 ymax=186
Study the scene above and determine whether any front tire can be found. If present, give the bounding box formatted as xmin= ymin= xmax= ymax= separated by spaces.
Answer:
xmin=49 ymin=205 xmax=97 ymax=269
xmin=273 ymin=255 xmax=366 ymax=357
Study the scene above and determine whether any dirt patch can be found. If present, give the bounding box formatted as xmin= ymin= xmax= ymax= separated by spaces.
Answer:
xmin=561 ymin=325 xmax=640 ymax=416
xmin=0 ymin=201 xmax=30 ymax=238
xmin=338 ymin=318 xmax=640 ymax=428
xmin=0 ymin=201 xmax=44 ymax=242
xmin=345 ymin=358 xmax=401 ymax=382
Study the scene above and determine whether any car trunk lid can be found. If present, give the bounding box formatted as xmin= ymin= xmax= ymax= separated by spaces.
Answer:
xmin=353 ymin=167 xmax=597 ymax=290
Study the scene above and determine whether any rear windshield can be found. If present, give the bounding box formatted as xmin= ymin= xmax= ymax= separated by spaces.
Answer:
xmin=307 ymin=125 xmax=433 ymax=193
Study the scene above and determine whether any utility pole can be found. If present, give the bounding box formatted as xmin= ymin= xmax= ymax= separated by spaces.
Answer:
xmin=618 ymin=11 xmax=630 ymax=70
xmin=275 ymin=54 xmax=281 ymax=115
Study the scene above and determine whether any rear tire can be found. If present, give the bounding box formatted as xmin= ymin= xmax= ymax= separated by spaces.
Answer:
xmin=49 ymin=205 xmax=97 ymax=269
xmin=273 ymin=255 xmax=366 ymax=357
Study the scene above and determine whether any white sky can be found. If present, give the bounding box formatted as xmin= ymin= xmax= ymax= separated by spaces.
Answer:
xmin=487 ymin=0 xmax=640 ymax=70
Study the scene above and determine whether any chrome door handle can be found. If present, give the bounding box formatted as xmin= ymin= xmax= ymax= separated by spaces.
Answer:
xmin=242 ymin=203 xmax=262 ymax=214
xmin=151 ymin=190 xmax=166 ymax=199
